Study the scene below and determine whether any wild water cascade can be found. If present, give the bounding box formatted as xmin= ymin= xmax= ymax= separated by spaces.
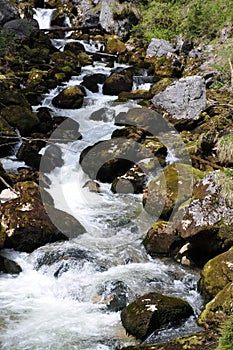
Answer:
xmin=0 ymin=8 xmax=204 ymax=350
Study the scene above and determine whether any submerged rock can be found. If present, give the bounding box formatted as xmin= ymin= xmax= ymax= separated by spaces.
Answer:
xmin=0 ymin=255 xmax=22 ymax=274
xmin=121 ymin=292 xmax=193 ymax=341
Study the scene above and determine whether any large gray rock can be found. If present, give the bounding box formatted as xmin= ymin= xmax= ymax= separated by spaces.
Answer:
xmin=146 ymin=38 xmax=175 ymax=58
xmin=152 ymin=75 xmax=206 ymax=120
xmin=3 ymin=18 xmax=39 ymax=39
xmin=0 ymin=0 xmax=18 ymax=27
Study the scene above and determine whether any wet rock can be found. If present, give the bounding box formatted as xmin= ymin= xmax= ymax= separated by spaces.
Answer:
xmin=152 ymin=75 xmax=206 ymax=120
xmin=0 ymin=116 xmax=18 ymax=157
xmin=0 ymin=181 xmax=85 ymax=252
xmin=90 ymin=107 xmax=115 ymax=122
xmin=50 ymin=117 xmax=82 ymax=142
xmin=79 ymin=138 xmax=143 ymax=183
xmin=0 ymin=91 xmax=31 ymax=110
xmin=102 ymin=69 xmax=133 ymax=95
xmin=106 ymin=37 xmax=126 ymax=54
xmin=121 ymin=292 xmax=193 ymax=341
xmin=3 ymin=18 xmax=39 ymax=40
xmin=0 ymin=0 xmax=19 ymax=27
xmin=0 ymin=255 xmax=22 ymax=274
xmin=115 ymin=107 xmax=166 ymax=136
xmin=52 ymin=86 xmax=85 ymax=109
xmin=16 ymin=140 xmax=44 ymax=170
xmin=143 ymin=221 xmax=181 ymax=256
xmin=81 ymin=73 xmax=107 ymax=93
xmin=111 ymin=165 xmax=147 ymax=194
xmin=0 ymin=105 xmax=40 ymax=136
xmin=97 ymin=280 xmax=130 ymax=311
xmin=40 ymin=144 xmax=64 ymax=173
xmin=83 ymin=180 xmax=101 ymax=193
xmin=146 ymin=38 xmax=175 ymax=58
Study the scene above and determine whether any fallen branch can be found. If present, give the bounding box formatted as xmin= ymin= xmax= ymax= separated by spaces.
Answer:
xmin=191 ymin=155 xmax=224 ymax=170
xmin=0 ymin=176 xmax=19 ymax=195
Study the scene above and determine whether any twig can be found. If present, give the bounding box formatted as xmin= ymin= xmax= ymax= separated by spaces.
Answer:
xmin=0 ymin=176 xmax=19 ymax=196
xmin=229 ymin=58 xmax=233 ymax=89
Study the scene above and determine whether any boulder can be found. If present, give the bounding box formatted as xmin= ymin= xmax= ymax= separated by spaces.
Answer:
xmin=111 ymin=165 xmax=147 ymax=194
xmin=121 ymin=292 xmax=193 ymax=340
xmin=0 ymin=181 xmax=85 ymax=252
xmin=115 ymin=107 xmax=166 ymax=136
xmin=97 ymin=280 xmax=130 ymax=312
xmin=143 ymin=221 xmax=181 ymax=256
xmin=198 ymin=282 xmax=233 ymax=329
xmin=0 ymin=105 xmax=40 ymax=136
xmin=174 ymin=171 xmax=233 ymax=266
xmin=3 ymin=18 xmax=39 ymax=40
xmin=79 ymin=139 xmax=137 ymax=183
xmin=52 ymin=86 xmax=85 ymax=109
xmin=152 ymin=75 xmax=206 ymax=120
xmin=81 ymin=73 xmax=106 ymax=93
xmin=0 ymin=255 xmax=22 ymax=274
xmin=90 ymin=107 xmax=115 ymax=122
xmin=0 ymin=0 xmax=18 ymax=27
xmin=143 ymin=163 xmax=194 ymax=221
xmin=146 ymin=38 xmax=175 ymax=58
xmin=198 ymin=248 xmax=233 ymax=301
xmin=102 ymin=69 xmax=133 ymax=95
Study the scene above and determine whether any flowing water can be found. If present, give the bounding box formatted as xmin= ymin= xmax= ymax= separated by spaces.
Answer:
xmin=0 ymin=9 xmax=204 ymax=350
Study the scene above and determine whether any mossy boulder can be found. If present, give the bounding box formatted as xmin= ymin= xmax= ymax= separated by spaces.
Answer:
xmin=0 ymin=181 xmax=85 ymax=252
xmin=216 ymin=132 xmax=233 ymax=167
xmin=143 ymin=221 xmax=180 ymax=256
xmin=198 ymin=282 xmax=233 ymax=328
xmin=121 ymin=292 xmax=193 ymax=341
xmin=115 ymin=107 xmax=165 ymax=135
xmin=150 ymin=77 xmax=173 ymax=95
xmin=102 ymin=69 xmax=133 ymax=95
xmin=106 ymin=37 xmax=127 ymax=54
xmin=198 ymin=247 xmax=233 ymax=301
xmin=143 ymin=163 xmax=194 ymax=221
xmin=0 ymin=105 xmax=40 ymax=136
xmin=173 ymin=171 xmax=233 ymax=266
xmin=79 ymin=138 xmax=141 ymax=183
xmin=52 ymin=86 xmax=85 ymax=109
xmin=111 ymin=165 xmax=147 ymax=194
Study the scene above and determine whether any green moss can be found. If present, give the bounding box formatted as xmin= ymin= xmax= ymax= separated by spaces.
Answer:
xmin=217 ymin=313 xmax=233 ymax=350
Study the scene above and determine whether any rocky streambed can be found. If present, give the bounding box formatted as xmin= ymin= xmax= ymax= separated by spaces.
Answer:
xmin=0 ymin=1 xmax=232 ymax=349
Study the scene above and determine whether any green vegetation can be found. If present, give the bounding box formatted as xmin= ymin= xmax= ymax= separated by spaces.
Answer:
xmin=131 ymin=0 xmax=233 ymax=42
xmin=216 ymin=313 xmax=233 ymax=350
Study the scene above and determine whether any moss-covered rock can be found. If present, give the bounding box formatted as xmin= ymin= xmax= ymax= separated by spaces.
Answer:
xmin=198 ymin=282 xmax=233 ymax=328
xmin=150 ymin=77 xmax=173 ymax=95
xmin=52 ymin=85 xmax=85 ymax=109
xmin=0 ymin=181 xmax=85 ymax=252
xmin=102 ymin=69 xmax=133 ymax=95
xmin=198 ymin=248 xmax=233 ymax=301
xmin=121 ymin=292 xmax=193 ymax=341
xmin=0 ymin=105 xmax=40 ymax=136
xmin=216 ymin=133 xmax=233 ymax=167
xmin=106 ymin=37 xmax=127 ymax=54
xmin=173 ymin=171 xmax=233 ymax=266
xmin=143 ymin=163 xmax=194 ymax=221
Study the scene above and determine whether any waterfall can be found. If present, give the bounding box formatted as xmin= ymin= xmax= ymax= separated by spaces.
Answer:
xmin=33 ymin=8 xmax=56 ymax=29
